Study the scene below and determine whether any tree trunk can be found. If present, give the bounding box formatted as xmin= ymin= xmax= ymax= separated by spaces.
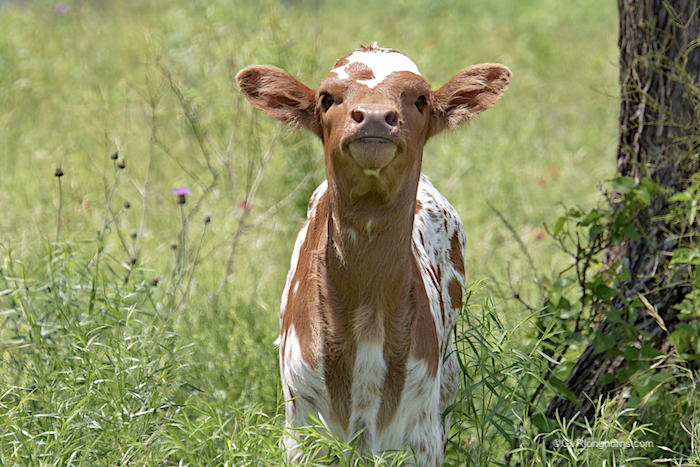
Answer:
xmin=546 ymin=0 xmax=700 ymax=422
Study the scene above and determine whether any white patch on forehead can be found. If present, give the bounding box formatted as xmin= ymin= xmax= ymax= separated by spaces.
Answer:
xmin=332 ymin=50 xmax=422 ymax=89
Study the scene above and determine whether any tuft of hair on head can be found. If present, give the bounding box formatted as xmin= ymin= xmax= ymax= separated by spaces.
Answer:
xmin=358 ymin=42 xmax=401 ymax=55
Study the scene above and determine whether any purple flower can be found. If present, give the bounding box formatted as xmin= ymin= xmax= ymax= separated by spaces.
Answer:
xmin=173 ymin=187 xmax=191 ymax=204
xmin=55 ymin=2 xmax=67 ymax=14
xmin=173 ymin=187 xmax=191 ymax=196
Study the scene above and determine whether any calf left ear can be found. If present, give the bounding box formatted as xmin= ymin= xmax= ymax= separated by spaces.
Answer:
xmin=429 ymin=64 xmax=511 ymax=137
xmin=236 ymin=65 xmax=321 ymax=137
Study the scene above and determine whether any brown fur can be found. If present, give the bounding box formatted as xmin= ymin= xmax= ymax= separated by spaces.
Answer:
xmin=236 ymin=65 xmax=321 ymax=137
xmin=449 ymin=230 xmax=465 ymax=276
xmin=430 ymin=64 xmax=511 ymax=135
xmin=281 ymin=191 xmax=329 ymax=369
xmin=346 ymin=62 xmax=375 ymax=81
xmin=448 ymin=278 xmax=463 ymax=311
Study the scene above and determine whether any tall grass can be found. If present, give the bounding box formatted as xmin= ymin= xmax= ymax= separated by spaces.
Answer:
xmin=0 ymin=159 xmax=285 ymax=464
xmin=0 ymin=232 xmax=681 ymax=465
xmin=446 ymin=286 xmax=665 ymax=467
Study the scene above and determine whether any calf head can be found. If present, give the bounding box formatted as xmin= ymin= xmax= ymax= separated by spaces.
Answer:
xmin=237 ymin=44 xmax=510 ymax=230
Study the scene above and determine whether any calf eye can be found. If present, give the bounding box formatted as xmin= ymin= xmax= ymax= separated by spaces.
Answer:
xmin=415 ymin=96 xmax=427 ymax=112
xmin=321 ymin=94 xmax=335 ymax=112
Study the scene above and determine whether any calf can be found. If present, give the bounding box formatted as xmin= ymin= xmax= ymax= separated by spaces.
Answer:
xmin=236 ymin=44 xmax=510 ymax=466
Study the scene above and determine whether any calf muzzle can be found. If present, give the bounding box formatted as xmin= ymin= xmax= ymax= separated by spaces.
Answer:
xmin=345 ymin=104 xmax=400 ymax=173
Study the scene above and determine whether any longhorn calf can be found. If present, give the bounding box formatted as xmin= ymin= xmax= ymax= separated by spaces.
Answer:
xmin=236 ymin=44 xmax=510 ymax=466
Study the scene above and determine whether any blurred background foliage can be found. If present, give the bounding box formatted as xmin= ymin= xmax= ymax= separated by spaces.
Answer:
xmin=0 ymin=0 xmax=642 ymax=465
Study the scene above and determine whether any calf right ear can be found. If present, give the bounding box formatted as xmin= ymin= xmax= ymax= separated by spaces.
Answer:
xmin=429 ymin=64 xmax=511 ymax=137
xmin=236 ymin=65 xmax=321 ymax=137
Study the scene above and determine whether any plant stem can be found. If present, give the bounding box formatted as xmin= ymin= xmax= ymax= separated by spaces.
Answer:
xmin=99 ymin=161 xmax=121 ymax=243
xmin=179 ymin=202 xmax=187 ymax=273
xmin=177 ymin=219 xmax=208 ymax=311
xmin=56 ymin=175 xmax=63 ymax=242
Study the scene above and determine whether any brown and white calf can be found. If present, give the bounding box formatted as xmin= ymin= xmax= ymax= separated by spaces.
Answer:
xmin=237 ymin=44 xmax=510 ymax=465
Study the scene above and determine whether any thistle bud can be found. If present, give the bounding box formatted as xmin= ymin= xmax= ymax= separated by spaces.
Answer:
xmin=173 ymin=187 xmax=191 ymax=205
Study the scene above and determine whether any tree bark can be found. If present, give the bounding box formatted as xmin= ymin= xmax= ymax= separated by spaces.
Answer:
xmin=546 ymin=0 xmax=700 ymax=422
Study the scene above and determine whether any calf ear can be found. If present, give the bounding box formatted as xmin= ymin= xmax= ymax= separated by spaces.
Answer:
xmin=236 ymin=65 xmax=321 ymax=137
xmin=429 ymin=64 xmax=511 ymax=136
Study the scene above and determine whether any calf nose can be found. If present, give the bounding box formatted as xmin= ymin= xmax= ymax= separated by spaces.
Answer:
xmin=349 ymin=105 xmax=399 ymax=134
xmin=346 ymin=104 xmax=400 ymax=172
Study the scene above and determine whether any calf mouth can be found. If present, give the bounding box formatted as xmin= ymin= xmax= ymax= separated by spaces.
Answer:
xmin=346 ymin=136 xmax=400 ymax=176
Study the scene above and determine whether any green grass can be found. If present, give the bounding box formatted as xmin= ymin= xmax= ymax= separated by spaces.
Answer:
xmin=1 ymin=0 xmax=696 ymax=465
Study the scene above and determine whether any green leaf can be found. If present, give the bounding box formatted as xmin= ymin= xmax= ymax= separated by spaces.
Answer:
xmin=622 ymin=346 xmax=638 ymax=361
xmin=670 ymin=325 xmax=693 ymax=352
xmin=623 ymin=223 xmax=640 ymax=241
xmin=612 ymin=231 xmax=625 ymax=246
xmin=598 ymin=373 xmax=615 ymax=385
xmin=669 ymin=191 xmax=693 ymax=203
xmin=589 ymin=224 xmax=605 ymax=239
xmin=618 ymin=268 xmax=632 ymax=282
xmin=548 ymin=289 xmax=562 ymax=307
xmin=671 ymin=248 xmax=700 ymax=265
xmin=558 ymin=297 xmax=571 ymax=311
xmin=618 ymin=368 xmax=635 ymax=383
xmin=635 ymin=186 xmax=651 ymax=206
xmin=603 ymin=308 xmax=622 ymax=323
xmin=549 ymin=375 xmax=581 ymax=406
xmin=593 ymin=331 xmax=616 ymax=353
xmin=640 ymin=177 xmax=662 ymax=193
xmin=564 ymin=331 xmax=583 ymax=344
xmin=531 ymin=413 xmax=554 ymax=432
xmin=689 ymin=199 xmax=697 ymax=225
xmin=593 ymin=284 xmax=616 ymax=300
xmin=610 ymin=176 xmax=635 ymax=194
xmin=579 ymin=210 xmax=602 ymax=227
xmin=652 ymin=372 xmax=675 ymax=384
xmin=554 ymin=216 xmax=566 ymax=237
xmin=641 ymin=344 xmax=663 ymax=359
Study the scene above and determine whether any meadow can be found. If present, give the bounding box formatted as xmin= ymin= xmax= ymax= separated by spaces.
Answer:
xmin=2 ymin=0 xmax=694 ymax=465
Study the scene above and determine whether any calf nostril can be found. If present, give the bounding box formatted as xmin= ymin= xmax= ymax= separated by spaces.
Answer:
xmin=384 ymin=110 xmax=399 ymax=127
xmin=351 ymin=109 xmax=364 ymax=124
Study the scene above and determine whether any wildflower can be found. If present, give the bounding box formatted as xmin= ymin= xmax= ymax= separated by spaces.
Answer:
xmin=54 ymin=166 xmax=64 ymax=177
xmin=173 ymin=187 xmax=191 ymax=204
xmin=130 ymin=231 xmax=137 ymax=239
xmin=117 ymin=159 xmax=126 ymax=169
xmin=55 ymin=2 xmax=67 ymax=14
xmin=110 ymin=151 xmax=119 ymax=160
xmin=124 ymin=201 xmax=131 ymax=209
xmin=150 ymin=277 xmax=162 ymax=287
xmin=204 ymin=214 xmax=211 ymax=224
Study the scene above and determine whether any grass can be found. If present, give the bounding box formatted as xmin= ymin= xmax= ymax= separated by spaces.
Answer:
xmin=1 ymin=0 xmax=697 ymax=465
